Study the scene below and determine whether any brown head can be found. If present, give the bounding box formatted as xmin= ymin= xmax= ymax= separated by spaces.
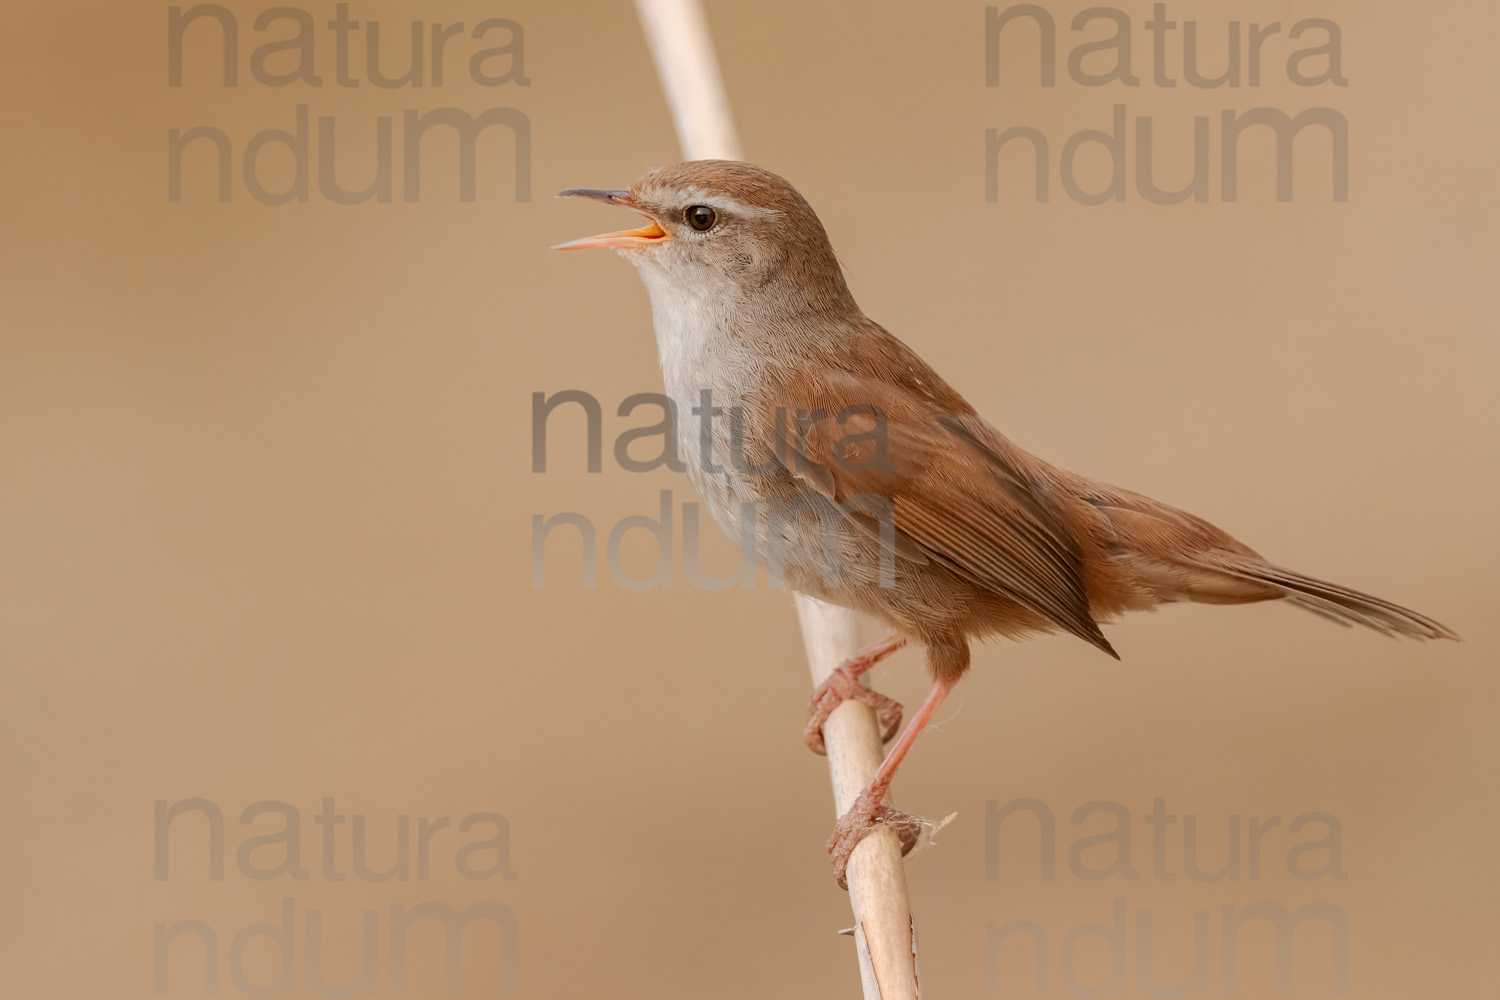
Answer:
xmin=554 ymin=160 xmax=856 ymax=319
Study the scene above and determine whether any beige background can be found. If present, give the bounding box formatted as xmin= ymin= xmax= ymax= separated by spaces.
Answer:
xmin=2 ymin=0 xmax=1495 ymax=996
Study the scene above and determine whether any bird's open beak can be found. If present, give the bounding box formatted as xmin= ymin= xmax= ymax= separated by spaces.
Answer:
xmin=552 ymin=189 xmax=670 ymax=250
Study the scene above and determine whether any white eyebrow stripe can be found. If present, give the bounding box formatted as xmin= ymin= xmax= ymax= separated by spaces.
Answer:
xmin=646 ymin=184 xmax=782 ymax=219
xmin=714 ymin=195 xmax=781 ymax=219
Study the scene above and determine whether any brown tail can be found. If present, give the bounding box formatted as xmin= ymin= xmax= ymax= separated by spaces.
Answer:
xmin=1074 ymin=482 xmax=1459 ymax=641
xmin=1206 ymin=560 xmax=1460 ymax=641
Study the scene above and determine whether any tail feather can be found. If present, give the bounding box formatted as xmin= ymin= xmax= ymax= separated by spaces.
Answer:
xmin=1206 ymin=560 xmax=1459 ymax=641
xmin=1075 ymin=483 xmax=1458 ymax=642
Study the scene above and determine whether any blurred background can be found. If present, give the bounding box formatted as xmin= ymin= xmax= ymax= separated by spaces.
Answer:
xmin=2 ymin=0 xmax=1495 ymax=996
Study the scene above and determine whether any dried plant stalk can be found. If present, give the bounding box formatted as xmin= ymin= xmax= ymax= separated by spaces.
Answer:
xmin=632 ymin=1 xmax=921 ymax=995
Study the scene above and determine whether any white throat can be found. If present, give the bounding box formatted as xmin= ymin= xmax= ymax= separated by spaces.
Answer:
xmin=633 ymin=259 xmax=753 ymax=407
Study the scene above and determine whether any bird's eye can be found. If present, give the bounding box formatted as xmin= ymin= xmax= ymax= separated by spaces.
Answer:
xmin=684 ymin=205 xmax=717 ymax=231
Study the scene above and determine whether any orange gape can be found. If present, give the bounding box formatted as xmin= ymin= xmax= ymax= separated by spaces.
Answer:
xmin=556 ymin=159 xmax=1459 ymax=888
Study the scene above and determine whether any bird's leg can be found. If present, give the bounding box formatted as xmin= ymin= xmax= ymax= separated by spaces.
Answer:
xmin=803 ymin=634 xmax=908 ymax=755
xmin=827 ymin=678 xmax=954 ymax=889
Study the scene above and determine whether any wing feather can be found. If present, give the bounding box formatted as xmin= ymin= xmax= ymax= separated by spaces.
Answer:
xmin=769 ymin=367 xmax=1116 ymax=657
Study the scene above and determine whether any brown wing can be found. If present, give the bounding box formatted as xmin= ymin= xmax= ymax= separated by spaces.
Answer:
xmin=765 ymin=365 xmax=1117 ymax=657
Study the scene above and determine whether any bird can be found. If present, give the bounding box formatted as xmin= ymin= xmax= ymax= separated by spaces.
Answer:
xmin=553 ymin=159 xmax=1458 ymax=888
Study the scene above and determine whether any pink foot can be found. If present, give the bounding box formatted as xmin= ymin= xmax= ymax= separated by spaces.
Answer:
xmin=822 ymin=678 xmax=956 ymax=888
xmin=826 ymin=785 xmax=924 ymax=890
xmin=803 ymin=635 xmax=907 ymax=755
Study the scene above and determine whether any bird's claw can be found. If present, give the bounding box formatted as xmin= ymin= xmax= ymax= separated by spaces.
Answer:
xmin=804 ymin=660 xmax=904 ymax=755
xmin=827 ymin=786 xmax=925 ymax=890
